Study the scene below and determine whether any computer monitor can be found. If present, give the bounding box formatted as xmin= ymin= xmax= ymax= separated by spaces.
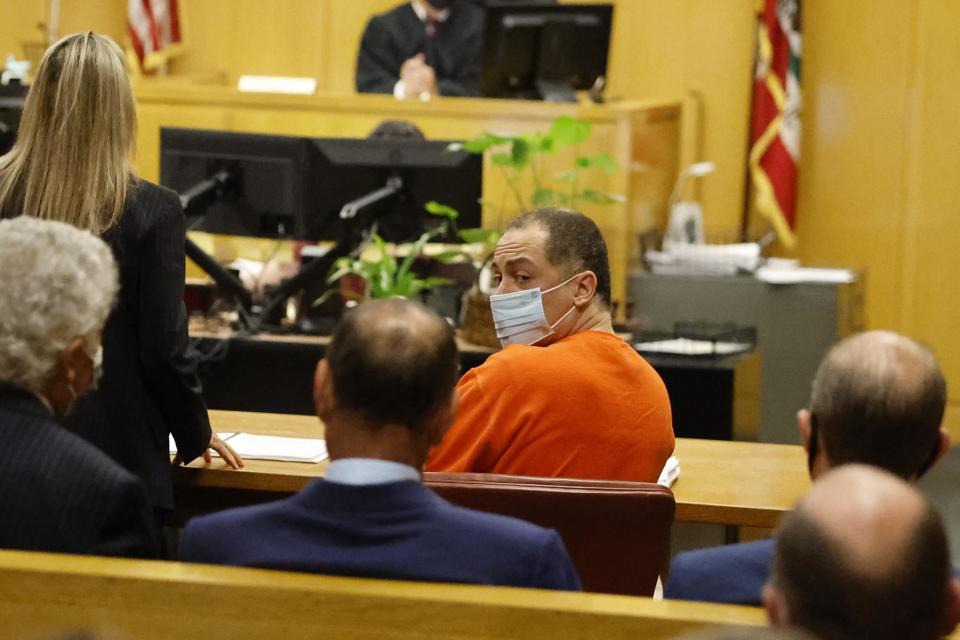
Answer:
xmin=160 ymin=128 xmax=314 ymax=239
xmin=307 ymin=137 xmax=482 ymax=243
xmin=480 ymin=3 xmax=614 ymax=102
xmin=0 ymin=83 xmax=27 ymax=156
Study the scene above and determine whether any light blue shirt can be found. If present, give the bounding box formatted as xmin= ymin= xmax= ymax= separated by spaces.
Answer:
xmin=324 ymin=458 xmax=421 ymax=486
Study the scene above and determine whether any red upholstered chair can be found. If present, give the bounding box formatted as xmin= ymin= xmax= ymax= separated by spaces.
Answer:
xmin=423 ymin=472 xmax=675 ymax=596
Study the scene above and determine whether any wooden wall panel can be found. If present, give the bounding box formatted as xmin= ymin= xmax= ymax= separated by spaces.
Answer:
xmin=795 ymin=0 xmax=914 ymax=330
xmin=899 ymin=0 xmax=960 ymax=436
xmin=3 ymin=0 xmax=753 ymax=232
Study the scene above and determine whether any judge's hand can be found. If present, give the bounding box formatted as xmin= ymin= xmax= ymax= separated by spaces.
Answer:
xmin=204 ymin=432 xmax=244 ymax=469
xmin=400 ymin=54 xmax=438 ymax=98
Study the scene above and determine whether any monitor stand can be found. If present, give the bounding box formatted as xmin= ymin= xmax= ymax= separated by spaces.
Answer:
xmin=535 ymin=78 xmax=577 ymax=103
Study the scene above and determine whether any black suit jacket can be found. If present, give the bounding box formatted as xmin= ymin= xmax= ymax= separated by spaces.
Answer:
xmin=0 ymin=385 xmax=157 ymax=557
xmin=66 ymin=180 xmax=211 ymax=510
xmin=356 ymin=2 xmax=484 ymax=97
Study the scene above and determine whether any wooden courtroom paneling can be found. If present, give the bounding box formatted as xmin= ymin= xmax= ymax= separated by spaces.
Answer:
xmin=797 ymin=0 xmax=960 ymax=439
xmin=0 ymin=0 xmax=754 ymax=233
xmin=0 ymin=550 xmax=766 ymax=639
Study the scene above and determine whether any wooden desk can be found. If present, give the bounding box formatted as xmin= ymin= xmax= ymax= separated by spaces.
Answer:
xmin=134 ymin=84 xmax=683 ymax=313
xmin=672 ymin=438 xmax=808 ymax=528
xmin=172 ymin=410 xmax=810 ymax=528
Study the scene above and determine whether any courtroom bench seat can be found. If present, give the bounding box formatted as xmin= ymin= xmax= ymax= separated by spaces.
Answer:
xmin=424 ymin=472 xmax=675 ymax=597
xmin=0 ymin=549 xmax=764 ymax=640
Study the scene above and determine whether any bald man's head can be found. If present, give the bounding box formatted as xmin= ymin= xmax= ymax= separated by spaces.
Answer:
xmin=767 ymin=465 xmax=956 ymax=640
xmin=809 ymin=330 xmax=946 ymax=478
xmin=323 ymin=299 xmax=459 ymax=430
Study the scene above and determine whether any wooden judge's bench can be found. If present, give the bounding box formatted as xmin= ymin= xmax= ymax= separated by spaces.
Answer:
xmin=131 ymin=83 xmax=683 ymax=313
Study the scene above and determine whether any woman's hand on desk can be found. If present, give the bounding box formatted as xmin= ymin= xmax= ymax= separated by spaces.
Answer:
xmin=205 ymin=432 xmax=244 ymax=469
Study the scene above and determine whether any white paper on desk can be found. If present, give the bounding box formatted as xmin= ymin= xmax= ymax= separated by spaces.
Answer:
xmin=635 ymin=337 xmax=752 ymax=356
xmin=225 ymin=433 xmax=329 ymax=463
xmin=658 ymin=456 xmax=680 ymax=488
xmin=169 ymin=433 xmax=236 ymax=455
xmin=755 ymin=266 xmax=855 ymax=285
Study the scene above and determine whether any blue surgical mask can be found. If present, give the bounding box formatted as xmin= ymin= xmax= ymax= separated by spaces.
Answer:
xmin=489 ymin=273 xmax=582 ymax=347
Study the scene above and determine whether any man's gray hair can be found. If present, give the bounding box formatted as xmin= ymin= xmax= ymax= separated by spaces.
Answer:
xmin=0 ymin=216 xmax=118 ymax=393
xmin=809 ymin=330 xmax=946 ymax=478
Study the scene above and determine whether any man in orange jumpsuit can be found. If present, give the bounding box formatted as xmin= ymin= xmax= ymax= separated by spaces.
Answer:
xmin=427 ymin=208 xmax=674 ymax=481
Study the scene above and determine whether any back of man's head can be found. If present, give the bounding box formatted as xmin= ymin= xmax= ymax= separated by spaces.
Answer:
xmin=766 ymin=465 xmax=958 ymax=640
xmin=324 ymin=298 xmax=459 ymax=431
xmin=508 ymin=208 xmax=612 ymax=307
xmin=810 ymin=330 xmax=946 ymax=478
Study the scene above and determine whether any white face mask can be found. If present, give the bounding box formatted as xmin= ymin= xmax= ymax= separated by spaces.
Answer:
xmin=88 ymin=344 xmax=104 ymax=390
xmin=489 ymin=273 xmax=582 ymax=348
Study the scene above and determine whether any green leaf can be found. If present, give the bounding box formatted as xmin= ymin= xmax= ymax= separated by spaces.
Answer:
xmin=548 ymin=116 xmax=591 ymax=147
xmin=392 ymin=271 xmax=417 ymax=298
xmin=554 ymin=169 xmax=578 ymax=183
xmin=425 ymin=201 xmax=460 ymax=219
xmin=532 ymin=188 xmax=557 ymax=208
xmin=397 ymin=230 xmax=435 ymax=281
xmin=430 ymin=250 xmax=469 ymax=264
xmin=511 ymin=138 xmax=533 ymax=169
xmin=575 ymin=154 xmax=618 ymax=173
xmin=460 ymin=131 xmax=513 ymax=154
xmin=591 ymin=152 xmax=619 ymax=174
xmin=492 ymin=152 xmax=514 ymax=167
xmin=463 ymin=137 xmax=496 ymax=154
xmin=458 ymin=228 xmax=501 ymax=245
xmin=409 ymin=277 xmax=454 ymax=297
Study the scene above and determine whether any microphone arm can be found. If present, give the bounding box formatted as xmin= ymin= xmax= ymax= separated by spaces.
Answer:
xmin=181 ymin=169 xmax=233 ymax=216
xmin=256 ymin=175 xmax=404 ymax=328
xmin=339 ymin=175 xmax=403 ymax=220
xmin=177 ymin=170 xmax=254 ymax=314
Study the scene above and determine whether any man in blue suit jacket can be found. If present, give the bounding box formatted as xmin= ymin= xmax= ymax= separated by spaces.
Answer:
xmin=666 ymin=331 xmax=950 ymax=605
xmin=181 ymin=298 xmax=581 ymax=591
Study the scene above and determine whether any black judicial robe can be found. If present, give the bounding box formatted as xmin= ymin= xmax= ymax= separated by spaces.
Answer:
xmin=355 ymin=2 xmax=484 ymax=97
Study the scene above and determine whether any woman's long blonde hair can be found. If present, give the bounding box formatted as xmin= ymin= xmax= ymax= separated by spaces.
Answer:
xmin=0 ymin=32 xmax=136 ymax=235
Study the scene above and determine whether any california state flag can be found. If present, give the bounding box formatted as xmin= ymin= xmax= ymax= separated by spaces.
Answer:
xmin=749 ymin=0 xmax=801 ymax=249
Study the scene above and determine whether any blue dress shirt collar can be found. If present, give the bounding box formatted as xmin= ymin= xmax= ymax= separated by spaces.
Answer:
xmin=325 ymin=458 xmax=421 ymax=486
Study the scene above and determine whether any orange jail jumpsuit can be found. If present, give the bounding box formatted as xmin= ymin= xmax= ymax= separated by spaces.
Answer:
xmin=427 ymin=330 xmax=674 ymax=482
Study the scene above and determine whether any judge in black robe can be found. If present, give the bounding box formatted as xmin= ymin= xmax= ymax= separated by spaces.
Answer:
xmin=356 ymin=0 xmax=484 ymax=98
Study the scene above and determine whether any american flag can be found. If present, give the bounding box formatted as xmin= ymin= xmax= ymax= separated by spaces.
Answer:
xmin=128 ymin=0 xmax=183 ymax=72
xmin=748 ymin=0 xmax=801 ymax=249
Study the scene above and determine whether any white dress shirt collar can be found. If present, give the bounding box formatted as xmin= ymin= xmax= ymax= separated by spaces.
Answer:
xmin=411 ymin=1 xmax=450 ymax=24
xmin=325 ymin=458 xmax=421 ymax=486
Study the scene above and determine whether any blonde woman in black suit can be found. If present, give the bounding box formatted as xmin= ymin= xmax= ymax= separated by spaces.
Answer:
xmin=0 ymin=32 xmax=242 ymax=529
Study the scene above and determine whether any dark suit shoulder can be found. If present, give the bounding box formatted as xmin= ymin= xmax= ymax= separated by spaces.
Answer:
xmin=126 ymin=179 xmax=181 ymax=221
xmin=0 ymin=410 xmax=142 ymax=489
xmin=665 ymin=538 xmax=775 ymax=605
xmin=0 ymin=407 xmax=152 ymax=554
xmin=374 ymin=3 xmax=419 ymax=25
xmin=451 ymin=1 xmax=484 ymax=23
